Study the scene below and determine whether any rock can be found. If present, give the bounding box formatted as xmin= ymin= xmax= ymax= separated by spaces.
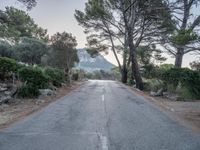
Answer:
xmin=155 ymin=88 xmax=163 ymax=96
xmin=39 ymin=89 xmax=55 ymax=97
xmin=165 ymin=93 xmax=184 ymax=101
xmin=150 ymin=89 xmax=163 ymax=97
xmin=0 ymin=87 xmax=8 ymax=92
xmin=0 ymin=96 xmax=12 ymax=104
xmin=61 ymin=83 xmax=66 ymax=87
xmin=49 ymin=85 xmax=57 ymax=91
xmin=10 ymin=85 xmax=18 ymax=96
xmin=0 ymin=83 xmax=7 ymax=88
xmin=150 ymin=91 xmax=157 ymax=96
xmin=35 ymin=99 xmax=45 ymax=105
xmin=163 ymin=92 xmax=169 ymax=97
xmin=4 ymin=91 xmax=11 ymax=96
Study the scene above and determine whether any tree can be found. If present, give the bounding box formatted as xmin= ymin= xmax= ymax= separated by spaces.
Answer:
xmin=137 ymin=46 xmax=166 ymax=66
xmin=43 ymin=32 xmax=79 ymax=74
xmin=15 ymin=37 xmax=48 ymax=65
xmin=190 ymin=60 xmax=200 ymax=70
xmin=163 ymin=0 xmax=200 ymax=68
xmin=75 ymin=0 xmax=171 ymax=89
xmin=0 ymin=7 xmax=48 ymax=42
xmin=0 ymin=40 xmax=14 ymax=58
xmin=105 ymin=0 xmax=171 ymax=90
xmin=75 ymin=0 xmax=128 ymax=83
xmin=17 ymin=0 xmax=37 ymax=10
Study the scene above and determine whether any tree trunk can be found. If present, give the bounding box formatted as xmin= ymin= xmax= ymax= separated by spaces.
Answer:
xmin=121 ymin=66 xmax=128 ymax=83
xmin=121 ymin=35 xmax=128 ymax=84
xmin=127 ymin=29 xmax=144 ymax=90
xmin=131 ymin=49 xmax=143 ymax=90
xmin=175 ymin=48 xmax=184 ymax=68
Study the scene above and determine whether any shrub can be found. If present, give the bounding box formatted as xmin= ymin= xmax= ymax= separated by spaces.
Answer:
xmin=0 ymin=41 xmax=14 ymax=58
xmin=0 ymin=57 xmax=17 ymax=80
xmin=18 ymin=83 xmax=40 ymax=98
xmin=180 ymin=69 xmax=200 ymax=99
xmin=144 ymin=79 xmax=164 ymax=92
xmin=44 ymin=67 xmax=65 ymax=87
xmin=72 ymin=72 xmax=79 ymax=81
xmin=161 ymin=68 xmax=200 ymax=99
xmin=18 ymin=67 xmax=49 ymax=89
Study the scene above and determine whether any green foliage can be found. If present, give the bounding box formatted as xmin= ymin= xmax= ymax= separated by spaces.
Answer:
xmin=18 ymin=83 xmax=40 ymax=98
xmin=15 ymin=37 xmax=48 ymax=65
xmin=144 ymin=79 xmax=164 ymax=92
xmin=171 ymin=29 xmax=198 ymax=45
xmin=137 ymin=46 xmax=166 ymax=66
xmin=0 ymin=7 xmax=48 ymax=42
xmin=86 ymin=48 xmax=99 ymax=58
xmin=142 ymin=64 xmax=157 ymax=79
xmin=18 ymin=67 xmax=49 ymax=89
xmin=43 ymin=32 xmax=79 ymax=70
xmin=127 ymin=77 xmax=135 ymax=86
xmin=159 ymin=64 xmax=174 ymax=71
xmin=72 ymin=72 xmax=79 ymax=81
xmin=44 ymin=67 xmax=65 ymax=87
xmin=190 ymin=60 xmax=200 ymax=71
xmin=142 ymin=63 xmax=174 ymax=79
xmin=0 ymin=41 xmax=13 ymax=58
xmin=0 ymin=57 xmax=17 ymax=80
xmin=85 ymin=69 xmax=118 ymax=80
xmin=17 ymin=0 xmax=37 ymax=10
xmin=142 ymin=64 xmax=200 ymax=99
xmin=161 ymin=68 xmax=200 ymax=99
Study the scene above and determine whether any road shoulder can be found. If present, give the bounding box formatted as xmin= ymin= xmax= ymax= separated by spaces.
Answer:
xmin=122 ymin=83 xmax=200 ymax=133
xmin=0 ymin=81 xmax=85 ymax=130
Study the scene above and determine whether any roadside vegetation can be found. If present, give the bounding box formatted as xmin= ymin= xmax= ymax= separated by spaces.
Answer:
xmin=75 ymin=0 xmax=200 ymax=101
xmin=0 ymin=0 xmax=200 ymax=103
xmin=0 ymin=6 xmax=81 ymax=104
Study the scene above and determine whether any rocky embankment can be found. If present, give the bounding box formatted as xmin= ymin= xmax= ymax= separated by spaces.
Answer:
xmin=0 ymin=83 xmax=17 ymax=104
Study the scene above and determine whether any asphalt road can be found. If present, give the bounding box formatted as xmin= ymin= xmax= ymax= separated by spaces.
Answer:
xmin=0 ymin=80 xmax=200 ymax=150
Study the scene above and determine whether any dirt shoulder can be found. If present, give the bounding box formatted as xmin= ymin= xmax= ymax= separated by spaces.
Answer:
xmin=0 ymin=81 xmax=85 ymax=129
xmin=126 ymin=85 xmax=200 ymax=133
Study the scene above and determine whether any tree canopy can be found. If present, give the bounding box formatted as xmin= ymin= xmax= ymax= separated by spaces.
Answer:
xmin=15 ymin=37 xmax=48 ymax=65
xmin=0 ymin=7 xmax=48 ymax=42
xmin=43 ymin=32 xmax=79 ymax=72
xmin=162 ymin=0 xmax=200 ymax=67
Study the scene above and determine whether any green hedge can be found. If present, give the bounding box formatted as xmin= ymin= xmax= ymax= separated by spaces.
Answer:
xmin=18 ymin=67 xmax=49 ymax=89
xmin=161 ymin=68 xmax=200 ymax=99
xmin=18 ymin=83 xmax=40 ymax=98
xmin=0 ymin=57 xmax=17 ymax=80
xmin=44 ymin=67 xmax=65 ymax=87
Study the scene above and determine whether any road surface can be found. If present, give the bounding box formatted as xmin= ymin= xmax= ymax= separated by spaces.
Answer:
xmin=0 ymin=80 xmax=200 ymax=150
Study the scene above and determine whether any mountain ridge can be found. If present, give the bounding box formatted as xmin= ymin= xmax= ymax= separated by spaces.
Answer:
xmin=76 ymin=48 xmax=115 ymax=72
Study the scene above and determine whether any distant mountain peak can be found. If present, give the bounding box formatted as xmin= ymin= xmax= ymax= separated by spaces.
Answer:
xmin=76 ymin=48 xmax=115 ymax=72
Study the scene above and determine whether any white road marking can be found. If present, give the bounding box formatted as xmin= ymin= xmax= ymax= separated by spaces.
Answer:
xmin=102 ymin=94 xmax=105 ymax=101
xmin=101 ymin=136 xmax=108 ymax=150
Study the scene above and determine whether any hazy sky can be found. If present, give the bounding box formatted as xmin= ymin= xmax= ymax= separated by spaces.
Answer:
xmin=0 ymin=0 xmax=199 ymax=66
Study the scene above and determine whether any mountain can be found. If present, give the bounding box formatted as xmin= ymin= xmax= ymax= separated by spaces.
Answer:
xmin=76 ymin=49 xmax=115 ymax=72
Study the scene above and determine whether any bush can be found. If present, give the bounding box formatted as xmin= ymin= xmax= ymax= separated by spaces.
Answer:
xmin=18 ymin=67 xmax=49 ymax=89
xmin=72 ymin=72 xmax=79 ymax=81
xmin=18 ymin=83 xmax=40 ymax=98
xmin=144 ymin=79 xmax=164 ymax=92
xmin=44 ymin=67 xmax=65 ymax=87
xmin=161 ymin=68 xmax=200 ymax=99
xmin=0 ymin=41 xmax=14 ymax=58
xmin=0 ymin=57 xmax=17 ymax=80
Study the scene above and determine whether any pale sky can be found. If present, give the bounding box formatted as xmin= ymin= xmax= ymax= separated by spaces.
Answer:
xmin=0 ymin=0 xmax=199 ymax=67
